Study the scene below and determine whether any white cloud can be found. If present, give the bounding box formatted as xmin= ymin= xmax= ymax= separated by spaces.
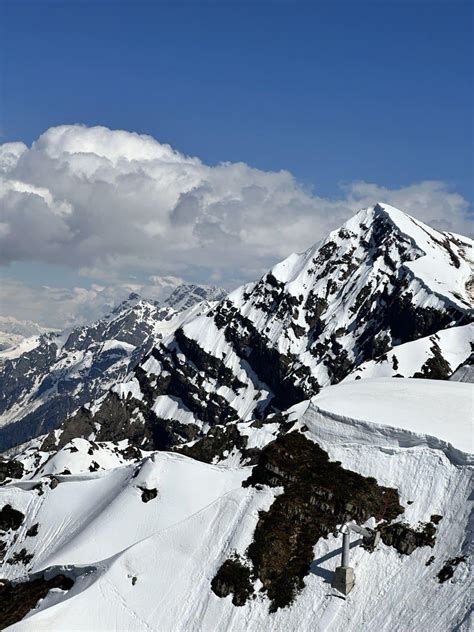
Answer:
xmin=0 ymin=275 xmax=188 ymax=329
xmin=0 ymin=124 xmax=471 ymax=306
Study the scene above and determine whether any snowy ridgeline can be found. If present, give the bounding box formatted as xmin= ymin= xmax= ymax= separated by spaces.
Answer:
xmin=0 ymin=203 xmax=473 ymax=455
xmin=0 ymin=377 xmax=472 ymax=632
xmin=0 ymin=204 xmax=473 ymax=631
xmin=0 ymin=284 xmax=226 ymax=451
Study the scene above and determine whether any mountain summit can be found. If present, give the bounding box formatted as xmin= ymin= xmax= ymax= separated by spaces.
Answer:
xmin=41 ymin=203 xmax=472 ymax=453
xmin=0 ymin=284 xmax=226 ymax=451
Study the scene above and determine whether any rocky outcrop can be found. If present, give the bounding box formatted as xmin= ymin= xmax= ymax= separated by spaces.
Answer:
xmin=211 ymin=556 xmax=253 ymax=607
xmin=215 ymin=432 xmax=403 ymax=611
xmin=0 ymin=573 xmax=74 ymax=629
xmin=378 ymin=521 xmax=437 ymax=555
xmin=0 ymin=505 xmax=24 ymax=532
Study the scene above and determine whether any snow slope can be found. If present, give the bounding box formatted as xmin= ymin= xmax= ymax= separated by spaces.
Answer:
xmin=344 ymin=323 xmax=473 ymax=381
xmin=1 ymin=379 xmax=472 ymax=632
xmin=310 ymin=377 xmax=473 ymax=458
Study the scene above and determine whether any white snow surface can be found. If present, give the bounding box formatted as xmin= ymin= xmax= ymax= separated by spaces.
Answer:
xmin=310 ymin=377 xmax=473 ymax=458
xmin=344 ymin=323 xmax=474 ymax=381
xmin=2 ymin=378 xmax=472 ymax=632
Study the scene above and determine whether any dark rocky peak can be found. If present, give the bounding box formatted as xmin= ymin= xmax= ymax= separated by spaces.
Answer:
xmin=0 ymin=283 xmax=223 ymax=452
xmin=13 ymin=205 xmax=472 ymax=458
xmin=164 ymin=284 xmax=227 ymax=311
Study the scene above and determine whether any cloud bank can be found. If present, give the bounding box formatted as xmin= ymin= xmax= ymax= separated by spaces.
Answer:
xmin=0 ymin=275 xmax=191 ymax=329
xmin=1 ymin=124 xmax=471 ymax=284
xmin=0 ymin=124 xmax=471 ymax=328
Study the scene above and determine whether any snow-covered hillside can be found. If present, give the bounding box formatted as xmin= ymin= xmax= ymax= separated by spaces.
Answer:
xmin=0 ymin=378 xmax=471 ymax=631
xmin=1 ymin=204 xmax=472 ymax=631
xmin=344 ymin=323 xmax=473 ymax=381
xmin=0 ymin=285 xmax=225 ymax=452
xmin=52 ymin=204 xmax=472 ymax=453
xmin=0 ymin=318 xmax=53 ymax=353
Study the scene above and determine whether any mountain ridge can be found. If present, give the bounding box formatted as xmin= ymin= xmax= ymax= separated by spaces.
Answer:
xmin=34 ymin=203 xmax=473 ymax=455
xmin=0 ymin=203 xmax=472 ymax=631
xmin=0 ymin=284 xmax=226 ymax=451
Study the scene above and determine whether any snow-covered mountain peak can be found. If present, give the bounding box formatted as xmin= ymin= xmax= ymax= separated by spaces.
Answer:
xmin=1 ymin=206 xmax=472 ymax=631
xmin=224 ymin=203 xmax=472 ymax=350
xmin=0 ymin=282 xmax=226 ymax=451
xmin=46 ymin=205 xmax=471 ymax=457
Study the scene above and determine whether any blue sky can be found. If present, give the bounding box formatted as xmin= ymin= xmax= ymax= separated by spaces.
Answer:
xmin=0 ymin=0 xmax=472 ymax=326
xmin=2 ymin=0 xmax=472 ymax=200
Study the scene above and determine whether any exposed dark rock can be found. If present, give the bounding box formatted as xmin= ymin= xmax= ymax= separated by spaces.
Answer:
xmin=215 ymin=432 xmax=403 ymax=612
xmin=387 ymin=293 xmax=460 ymax=344
xmin=6 ymin=548 xmax=34 ymax=565
xmin=0 ymin=460 xmax=24 ymax=483
xmin=177 ymin=424 xmax=260 ymax=465
xmin=120 ymin=444 xmax=142 ymax=461
xmin=378 ymin=521 xmax=437 ymax=555
xmin=0 ymin=573 xmax=74 ymax=629
xmin=211 ymin=555 xmax=254 ymax=606
xmin=437 ymin=556 xmax=466 ymax=583
xmin=219 ymin=310 xmax=319 ymax=412
xmin=25 ymin=523 xmax=39 ymax=538
xmin=46 ymin=391 xmax=192 ymax=454
xmin=138 ymin=486 xmax=158 ymax=503
xmin=137 ymin=346 xmax=240 ymax=428
xmin=175 ymin=328 xmax=246 ymax=392
xmin=413 ymin=342 xmax=452 ymax=380
xmin=0 ymin=505 xmax=24 ymax=532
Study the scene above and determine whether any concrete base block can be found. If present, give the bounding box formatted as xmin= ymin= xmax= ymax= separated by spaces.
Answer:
xmin=331 ymin=566 xmax=355 ymax=595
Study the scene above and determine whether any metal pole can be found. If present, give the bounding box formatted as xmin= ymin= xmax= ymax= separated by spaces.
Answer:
xmin=342 ymin=529 xmax=350 ymax=567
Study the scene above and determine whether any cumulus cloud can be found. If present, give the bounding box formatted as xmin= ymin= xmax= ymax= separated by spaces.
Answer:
xmin=0 ymin=125 xmax=467 ymax=281
xmin=0 ymin=124 xmax=471 ymax=297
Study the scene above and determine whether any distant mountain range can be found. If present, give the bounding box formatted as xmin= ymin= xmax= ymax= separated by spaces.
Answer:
xmin=0 ymin=284 xmax=226 ymax=450
xmin=0 ymin=317 xmax=54 ymax=352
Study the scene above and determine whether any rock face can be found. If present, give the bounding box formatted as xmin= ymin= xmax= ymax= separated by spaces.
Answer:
xmin=0 ymin=505 xmax=24 ymax=532
xmin=0 ymin=286 xmax=225 ymax=451
xmin=378 ymin=521 xmax=437 ymax=555
xmin=54 ymin=204 xmax=472 ymax=452
xmin=0 ymin=573 xmax=74 ymax=630
xmin=237 ymin=431 xmax=403 ymax=611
